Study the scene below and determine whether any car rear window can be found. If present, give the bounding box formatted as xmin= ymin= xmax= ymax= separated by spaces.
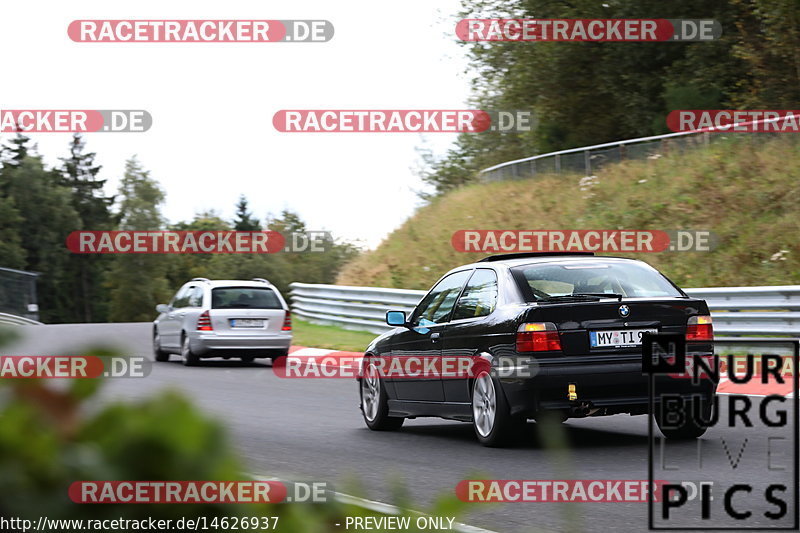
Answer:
xmin=211 ymin=287 xmax=282 ymax=309
xmin=512 ymin=261 xmax=683 ymax=300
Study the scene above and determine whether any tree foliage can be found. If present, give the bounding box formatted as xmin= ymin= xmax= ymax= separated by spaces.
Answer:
xmin=59 ymin=134 xmax=116 ymax=322
xmin=233 ymin=195 xmax=261 ymax=231
xmin=420 ymin=0 xmax=800 ymax=196
xmin=0 ymin=135 xmax=81 ymax=322
xmin=0 ymin=139 xmax=359 ymax=323
xmin=106 ymin=157 xmax=171 ymax=322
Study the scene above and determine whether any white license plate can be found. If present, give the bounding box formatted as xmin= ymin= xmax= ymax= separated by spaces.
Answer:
xmin=230 ymin=319 xmax=265 ymax=328
xmin=590 ymin=328 xmax=657 ymax=347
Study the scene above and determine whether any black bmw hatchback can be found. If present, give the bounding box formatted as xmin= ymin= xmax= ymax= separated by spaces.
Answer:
xmin=358 ymin=252 xmax=716 ymax=446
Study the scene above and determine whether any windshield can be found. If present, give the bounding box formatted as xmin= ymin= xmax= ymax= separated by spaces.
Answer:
xmin=211 ymin=287 xmax=282 ymax=309
xmin=512 ymin=261 xmax=683 ymax=301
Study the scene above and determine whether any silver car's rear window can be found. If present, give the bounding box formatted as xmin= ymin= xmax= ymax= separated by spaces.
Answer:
xmin=512 ymin=261 xmax=683 ymax=300
xmin=211 ymin=287 xmax=282 ymax=309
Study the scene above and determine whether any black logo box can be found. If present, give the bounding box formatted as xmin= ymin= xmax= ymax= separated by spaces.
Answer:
xmin=644 ymin=335 xmax=799 ymax=530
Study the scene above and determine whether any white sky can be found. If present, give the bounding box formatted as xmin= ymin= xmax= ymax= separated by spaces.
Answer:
xmin=0 ymin=1 xmax=471 ymax=248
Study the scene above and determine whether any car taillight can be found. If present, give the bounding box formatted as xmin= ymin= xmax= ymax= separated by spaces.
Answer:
xmin=197 ymin=310 xmax=213 ymax=331
xmin=686 ymin=315 xmax=713 ymax=341
xmin=516 ymin=322 xmax=561 ymax=352
xmin=282 ymin=311 xmax=292 ymax=331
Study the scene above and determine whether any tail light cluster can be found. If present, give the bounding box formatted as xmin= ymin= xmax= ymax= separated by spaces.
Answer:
xmin=282 ymin=311 xmax=292 ymax=331
xmin=516 ymin=322 xmax=561 ymax=352
xmin=686 ymin=315 xmax=713 ymax=341
xmin=196 ymin=310 xmax=213 ymax=331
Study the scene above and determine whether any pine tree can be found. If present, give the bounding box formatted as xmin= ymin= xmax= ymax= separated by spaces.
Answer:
xmin=60 ymin=134 xmax=115 ymax=227
xmin=0 ymin=143 xmax=81 ymax=322
xmin=0 ymin=195 xmax=25 ymax=269
xmin=233 ymin=195 xmax=261 ymax=231
xmin=4 ymin=133 xmax=32 ymax=168
xmin=107 ymin=157 xmax=170 ymax=322
xmin=59 ymin=134 xmax=116 ymax=322
xmin=0 ymin=138 xmax=26 ymax=269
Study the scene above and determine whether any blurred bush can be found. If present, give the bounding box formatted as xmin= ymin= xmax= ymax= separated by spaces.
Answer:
xmin=0 ymin=345 xmax=468 ymax=532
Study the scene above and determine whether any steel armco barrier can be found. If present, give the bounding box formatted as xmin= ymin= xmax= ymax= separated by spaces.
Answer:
xmin=478 ymin=114 xmax=800 ymax=182
xmin=0 ymin=312 xmax=43 ymax=326
xmin=290 ymin=282 xmax=800 ymax=337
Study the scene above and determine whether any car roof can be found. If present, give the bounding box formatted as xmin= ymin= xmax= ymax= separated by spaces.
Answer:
xmin=186 ymin=279 xmax=277 ymax=288
xmin=454 ymin=254 xmax=645 ymax=271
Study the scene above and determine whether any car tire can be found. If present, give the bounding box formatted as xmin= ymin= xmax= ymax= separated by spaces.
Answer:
xmin=153 ymin=331 xmax=170 ymax=362
xmin=360 ymin=358 xmax=404 ymax=431
xmin=471 ymin=371 xmax=525 ymax=447
xmin=655 ymin=395 xmax=712 ymax=440
xmin=181 ymin=335 xmax=200 ymax=367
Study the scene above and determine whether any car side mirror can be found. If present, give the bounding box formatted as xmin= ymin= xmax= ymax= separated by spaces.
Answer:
xmin=386 ymin=310 xmax=408 ymax=327
xmin=156 ymin=304 xmax=171 ymax=314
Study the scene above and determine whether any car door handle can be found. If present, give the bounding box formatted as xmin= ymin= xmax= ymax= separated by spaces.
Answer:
xmin=430 ymin=332 xmax=440 ymax=342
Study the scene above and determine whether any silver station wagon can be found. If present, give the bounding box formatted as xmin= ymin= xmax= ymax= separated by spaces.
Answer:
xmin=153 ymin=278 xmax=292 ymax=366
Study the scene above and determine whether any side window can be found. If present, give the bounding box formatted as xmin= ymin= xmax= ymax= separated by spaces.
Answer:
xmin=412 ymin=270 xmax=472 ymax=326
xmin=187 ymin=286 xmax=204 ymax=308
xmin=173 ymin=286 xmax=193 ymax=308
xmin=453 ymin=269 xmax=498 ymax=320
xmin=170 ymin=286 xmax=190 ymax=308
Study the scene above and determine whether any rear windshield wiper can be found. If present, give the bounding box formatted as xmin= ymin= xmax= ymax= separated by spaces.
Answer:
xmin=538 ymin=293 xmax=623 ymax=302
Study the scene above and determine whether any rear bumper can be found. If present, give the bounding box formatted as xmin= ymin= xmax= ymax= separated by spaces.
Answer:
xmin=500 ymin=354 xmax=717 ymax=417
xmin=188 ymin=331 xmax=292 ymax=356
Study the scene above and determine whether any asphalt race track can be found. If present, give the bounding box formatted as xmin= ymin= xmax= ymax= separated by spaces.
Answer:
xmin=5 ymin=323 xmax=797 ymax=533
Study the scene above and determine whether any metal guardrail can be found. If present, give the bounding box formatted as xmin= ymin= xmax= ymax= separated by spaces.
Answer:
xmin=0 ymin=266 xmax=40 ymax=322
xmin=685 ymin=286 xmax=800 ymax=336
xmin=290 ymin=283 xmax=800 ymax=337
xmin=0 ymin=312 xmax=43 ymax=326
xmin=290 ymin=283 xmax=423 ymax=334
xmin=478 ymin=114 xmax=799 ymax=182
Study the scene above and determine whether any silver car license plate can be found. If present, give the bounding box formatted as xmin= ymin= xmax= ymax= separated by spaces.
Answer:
xmin=230 ymin=319 xmax=265 ymax=328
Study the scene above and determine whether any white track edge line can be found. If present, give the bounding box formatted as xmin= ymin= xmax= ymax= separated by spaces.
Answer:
xmin=251 ymin=474 xmax=498 ymax=533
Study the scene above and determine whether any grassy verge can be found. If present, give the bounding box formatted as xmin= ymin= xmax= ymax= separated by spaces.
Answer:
xmin=291 ymin=317 xmax=377 ymax=352
xmin=337 ymin=136 xmax=800 ymax=290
